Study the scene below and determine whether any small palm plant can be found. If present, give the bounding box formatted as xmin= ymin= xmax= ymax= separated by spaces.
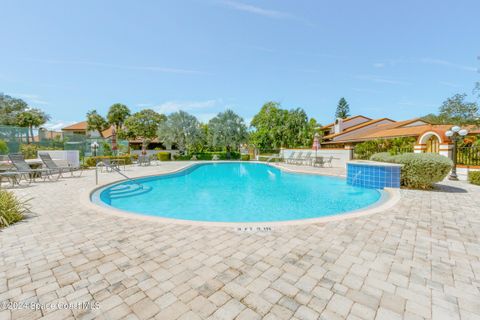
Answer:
xmin=0 ymin=190 xmax=29 ymax=228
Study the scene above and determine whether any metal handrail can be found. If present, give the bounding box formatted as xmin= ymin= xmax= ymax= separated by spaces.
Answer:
xmin=95 ymin=161 xmax=144 ymax=188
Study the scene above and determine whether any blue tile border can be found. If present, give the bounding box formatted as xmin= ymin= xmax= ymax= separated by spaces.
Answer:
xmin=347 ymin=162 xmax=401 ymax=189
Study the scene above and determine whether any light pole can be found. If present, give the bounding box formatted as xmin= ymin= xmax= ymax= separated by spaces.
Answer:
xmin=445 ymin=126 xmax=468 ymax=180
xmin=91 ymin=141 xmax=99 ymax=157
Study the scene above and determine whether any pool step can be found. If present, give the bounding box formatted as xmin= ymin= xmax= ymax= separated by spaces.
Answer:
xmin=108 ymin=184 xmax=152 ymax=199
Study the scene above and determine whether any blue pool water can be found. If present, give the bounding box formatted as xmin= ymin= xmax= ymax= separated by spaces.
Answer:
xmin=93 ymin=163 xmax=382 ymax=222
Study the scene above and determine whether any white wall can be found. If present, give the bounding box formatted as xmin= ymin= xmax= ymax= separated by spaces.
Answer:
xmin=455 ymin=167 xmax=479 ymax=181
xmin=280 ymin=148 xmax=352 ymax=168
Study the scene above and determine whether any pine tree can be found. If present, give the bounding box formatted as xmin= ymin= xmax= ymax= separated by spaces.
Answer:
xmin=335 ymin=98 xmax=350 ymax=119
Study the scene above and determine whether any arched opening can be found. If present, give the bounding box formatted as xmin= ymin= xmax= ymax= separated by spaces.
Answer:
xmin=425 ymin=135 xmax=439 ymax=153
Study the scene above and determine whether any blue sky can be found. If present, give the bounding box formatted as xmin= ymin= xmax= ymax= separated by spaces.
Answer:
xmin=1 ymin=0 xmax=479 ymax=130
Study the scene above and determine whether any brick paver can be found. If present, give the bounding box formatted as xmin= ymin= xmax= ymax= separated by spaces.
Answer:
xmin=1 ymin=162 xmax=479 ymax=319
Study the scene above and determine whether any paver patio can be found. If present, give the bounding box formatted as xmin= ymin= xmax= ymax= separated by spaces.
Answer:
xmin=1 ymin=162 xmax=479 ymax=320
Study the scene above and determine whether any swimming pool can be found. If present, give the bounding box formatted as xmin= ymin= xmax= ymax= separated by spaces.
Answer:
xmin=92 ymin=162 xmax=382 ymax=223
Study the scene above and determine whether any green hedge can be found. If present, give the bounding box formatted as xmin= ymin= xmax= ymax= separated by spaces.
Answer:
xmin=0 ymin=139 xmax=9 ymax=154
xmin=469 ymin=171 xmax=480 ymax=185
xmin=0 ymin=190 xmax=28 ymax=228
xmin=241 ymin=154 xmax=250 ymax=161
xmin=173 ymin=152 xmax=240 ymax=161
xmin=157 ymin=152 xmax=171 ymax=161
xmin=370 ymin=152 xmax=452 ymax=189
xmin=369 ymin=152 xmax=394 ymax=163
xmin=84 ymin=155 xmax=133 ymax=167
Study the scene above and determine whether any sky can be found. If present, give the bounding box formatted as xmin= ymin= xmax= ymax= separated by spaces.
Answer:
xmin=0 ymin=0 xmax=479 ymax=130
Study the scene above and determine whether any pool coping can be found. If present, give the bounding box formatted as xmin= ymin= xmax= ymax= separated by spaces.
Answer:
xmin=82 ymin=161 xmax=401 ymax=228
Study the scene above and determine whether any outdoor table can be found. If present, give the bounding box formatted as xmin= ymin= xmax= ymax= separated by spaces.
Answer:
xmin=311 ymin=156 xmax=325 ymax=167
xmin=111 ymin=158 xmax=126 ymax=171
xmin=138 ymin=155 xmax=151 ymax=166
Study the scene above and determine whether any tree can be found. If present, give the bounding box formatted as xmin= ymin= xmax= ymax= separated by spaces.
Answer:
xmin=335 ymin=97 xmax=350 ymax=119
xmin=123 ymin=109 xmax=166 ymax=154
xmin=86 ymin=110 xmax=108 ymax=137
xmin=157 ymin=111 xmax=204 ymax=153
xmin=0 ymin=93 xmax=28 ymax=126
xmin=208 ymin=109 xmax=247 ymax=154
xmin=16 ymin=109 xmax=50 ymax=143
xmin=250 ymin=102 xmax=318 ymax=150
xmin=107 ymin=103 xmax=131 ymax=130
xmin=284 ymin=108 xmax=312 ymax=147
xmin=250 ymin=102 xmax=288 ymax=149
xmin=422 ymin=93 xmax=479 ymax=126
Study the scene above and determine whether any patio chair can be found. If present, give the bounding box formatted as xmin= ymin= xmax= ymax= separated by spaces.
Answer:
xmin=283 ymin=152 xmax=296 ymax=164
xmin=291 ymin=152 xmax=304 ymax=165
xmin=301 ymin=152 xmax=312 ymax=165
xmin=99 ymin=158 xmax=121 ymax=172
xmin=8 ymin=154 xmax=60 ymax=182
xmin=138 ymin=155 xmax=151 ymax=166
xmin=323 ymin=156 xmax=334 ymax=168
xmin=265 ymin=153 xmax=281 ymax=163
xmin=312 ymin=156 xmax=325 ymax=167
xmin=0 ymin=171 xmax=31 ymax=188
xmin=39 ymin=153 xmax=83 ymax=177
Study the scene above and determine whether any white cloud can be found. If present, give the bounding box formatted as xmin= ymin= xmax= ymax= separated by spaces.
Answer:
xmin=9 ymin=93 xmax=48 ymax=105
xmin=352 ymin=87 xmax=380 ymax=94
xmin=42 ymin=120 xmax=76 ymax=131
xmin=195 ymin=113 xmax=219 ymax=122
xmin=373 ymin=63 xmax=385 ymax=68
xmin=421 ymin=58 xmax=477 ymax=72
xmin=27 ymin=58 xmax=203 ymax=75
xmin=438 ymin=81 xmax=461 ymax=88
xmin=354 ymin=75 xmax=411 ymax=85
xmin=154 ymin=99 xmax=220 ymax=114
xmin=220 ymin=0 xmax=291 ymax=19
xmin=219 ymin=0 xmax=313 ymax=25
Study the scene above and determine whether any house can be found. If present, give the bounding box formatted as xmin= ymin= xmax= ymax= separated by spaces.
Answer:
xmin=61 ymin=122 xmax=165 ymax=150
xmin=320 ymin=115 xmax=479 ymax=157
xmin=62 ymin=121 xmax=113 ymax=138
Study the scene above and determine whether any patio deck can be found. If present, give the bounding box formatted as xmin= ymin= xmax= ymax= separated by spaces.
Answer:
xmin=1 ymin=162 xmax=479 ymax=320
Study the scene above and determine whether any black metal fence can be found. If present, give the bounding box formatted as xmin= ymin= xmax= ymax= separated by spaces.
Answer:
xmin=457 ymin=147 xmax=480 ymax=166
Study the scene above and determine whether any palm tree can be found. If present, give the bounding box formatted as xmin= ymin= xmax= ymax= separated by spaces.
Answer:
xmin=16 ymin=109 xmax=50 ymax=143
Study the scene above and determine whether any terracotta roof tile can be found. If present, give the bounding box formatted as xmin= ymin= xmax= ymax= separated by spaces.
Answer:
xmin=62 ymin=121 xmax=87 ymax=131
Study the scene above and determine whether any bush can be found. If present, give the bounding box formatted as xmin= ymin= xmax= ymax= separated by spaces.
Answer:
xmin=370 ymin=152 xmax=453 ymax=189
xmin=241 ymin=154 xmax=250 ymax=161
xmin=369 ymin=152 xmax=394 ymax=163
xmin=0 ymin=139 xmax=9 ymax=154
xmin=354 ymin=137 xmax=415 ymax=159
xmin=469 ymin=171 xmax=480 ymax=185
xmin=157 ymin=152 xmax=171 ymax=161
xmin=20 ymin=144 xmax=38 ymax=159
xmin=173 ymin=152 xmax=240 ymax=161
xmin=0 ymin=190 xmax=29 ymax=228
xmin=84 ymin=155 xmax=133 ymax=167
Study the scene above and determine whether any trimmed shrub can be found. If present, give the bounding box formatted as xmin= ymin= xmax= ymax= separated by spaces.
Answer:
xmin=469 ymin=171 xmax=480 ymax=185
xmin=0 ymin=190 xmax=29 ymax=228
xmin=20 ymin=144 xmax=38 ymax=159
xmin=0 ymin=139 xmax=9 ymax=154
xmin=173 ymin=152 xmax=240 ymax=161
xmin=173 ymin=154 xmax=191 ymax=161
xmin=370 ymin=152 xmax=452 ymax=189
xmin=369 ymin=152 xmax=394 ymax=163
xmin=157 ymin=152 xmax=171 ymax=161
xmin=84 ymin=155 xmax=133 ymax=167
xmin=241 ymin=154 xmax=250 ymax=161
